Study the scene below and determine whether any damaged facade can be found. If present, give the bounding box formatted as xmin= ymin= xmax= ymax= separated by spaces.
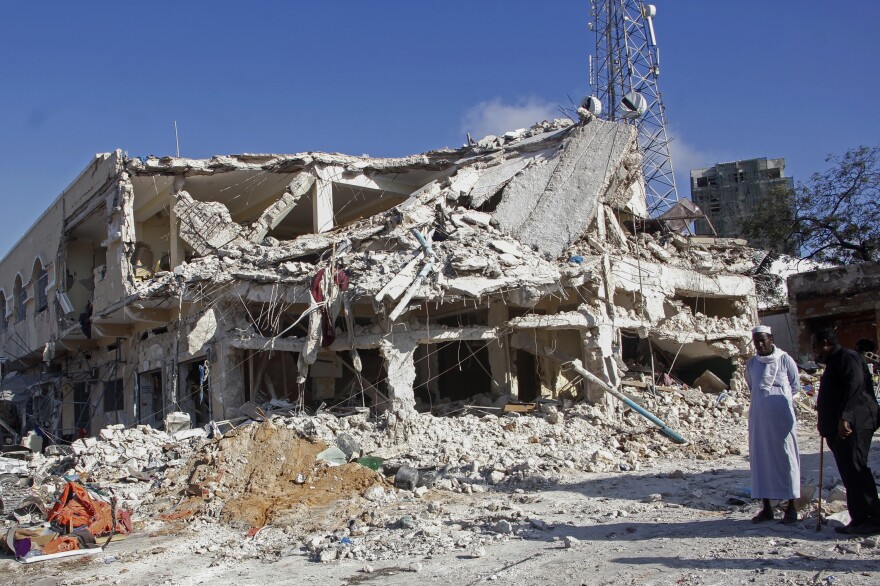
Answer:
xmin=0 ymin=114 xmax=758 ymax=440
xmin=787 ymin=262 xmax=880 ymax=361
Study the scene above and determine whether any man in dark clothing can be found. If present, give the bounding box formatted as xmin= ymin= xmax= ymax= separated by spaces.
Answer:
xmin=813 ymin=327 xmax=880 ymax=535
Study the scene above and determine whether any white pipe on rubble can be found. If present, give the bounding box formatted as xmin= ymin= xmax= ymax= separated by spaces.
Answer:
xmin=388 ymin=228 xmax=434 ymax=321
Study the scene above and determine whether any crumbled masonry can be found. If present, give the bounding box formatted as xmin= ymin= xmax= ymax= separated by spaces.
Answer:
xmin=3 ymin=384 xmax=762 ymax=562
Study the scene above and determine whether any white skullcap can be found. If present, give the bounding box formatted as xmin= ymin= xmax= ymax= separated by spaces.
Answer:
xmin=752 ymin=325 xmax=772 ymax=335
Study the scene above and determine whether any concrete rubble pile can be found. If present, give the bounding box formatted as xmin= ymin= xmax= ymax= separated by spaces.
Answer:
xmin=3 ymin=372 xmax=753 ymax=565
xmin=67 ymin=423 xmax=207 ymax=483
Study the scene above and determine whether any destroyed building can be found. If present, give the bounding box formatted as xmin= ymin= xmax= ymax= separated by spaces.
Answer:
xmin=787 ymin=261 xmax=880 ymax=361
xmin=0 ymin=114 xmax=758 ymax=440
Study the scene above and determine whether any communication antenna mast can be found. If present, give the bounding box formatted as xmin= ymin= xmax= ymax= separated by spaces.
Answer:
xmin=589 ymin=1 xmax=678 ymax=215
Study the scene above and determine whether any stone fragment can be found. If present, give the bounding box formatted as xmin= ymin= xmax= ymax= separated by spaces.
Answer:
xmin=336 ymin=433 xmax=360 ymax=460
xmin=394 ymin=466 xmax=419 ymax=491
xmin=828 ymin=485 xmax=847 ymax=503
xmin=362 ymin=485 xmax=385 ymax=503
xmin=489 ymin=240 xmax=521 ymax=257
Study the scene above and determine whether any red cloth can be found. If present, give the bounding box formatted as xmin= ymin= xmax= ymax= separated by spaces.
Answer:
xmin=310 ymin=268 xmax=350 ymax=347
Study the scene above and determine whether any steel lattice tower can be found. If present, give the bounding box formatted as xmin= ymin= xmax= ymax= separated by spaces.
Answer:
xmin=589 ymin=1 xmax=678 ymax=215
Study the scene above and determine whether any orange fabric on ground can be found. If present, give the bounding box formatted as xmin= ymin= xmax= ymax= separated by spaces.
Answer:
xmin=42 ymin=535 xmax=80 ymax=554
xmin=46 ymin=482 xmax=125 ymax=537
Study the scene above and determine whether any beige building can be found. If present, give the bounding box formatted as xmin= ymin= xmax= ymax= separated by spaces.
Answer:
xmin=0 ymin=115 xmax=758 ymax=442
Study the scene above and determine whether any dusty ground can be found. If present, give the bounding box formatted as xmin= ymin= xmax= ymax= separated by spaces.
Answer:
xmin=3 ymin=420 xmax=879 ymax=586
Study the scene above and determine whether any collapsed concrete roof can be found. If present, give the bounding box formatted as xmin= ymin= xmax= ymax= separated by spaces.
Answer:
xmin=127 ymin=117 xmax=641 ymax=260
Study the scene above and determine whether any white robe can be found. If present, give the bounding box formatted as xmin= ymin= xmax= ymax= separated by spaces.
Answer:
xmin=746 ymin=347 xmax=801 ymax=499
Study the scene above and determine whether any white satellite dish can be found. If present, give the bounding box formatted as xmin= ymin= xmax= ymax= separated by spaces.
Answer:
xmin=580 ymin=96 xmax=602 ymax=117
xmin=620 ymin=91 xmax=648 ymax=119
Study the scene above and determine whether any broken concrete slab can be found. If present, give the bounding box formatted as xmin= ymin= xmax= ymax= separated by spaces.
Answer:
xmin=492 ymin=119 xmax=638 ymax=259
xmin=244 ymin=172 xmax=316 ymax=242
xmin=173 ymin=190 xmax=250 ymax=255
xmin=187 ymin=308 xmax=218 ymax=355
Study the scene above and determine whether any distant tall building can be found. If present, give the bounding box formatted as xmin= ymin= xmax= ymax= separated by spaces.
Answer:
xmin=690 ymin=157 xmax=795 ymax=250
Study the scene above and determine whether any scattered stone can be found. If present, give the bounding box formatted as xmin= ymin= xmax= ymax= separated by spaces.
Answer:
xmin=828 ymin=485 xmax=847 ymax=503
xmin=395 ymin=466 xmax=420 ymax=491
xmin=362 ymin=485 xmax=385 ymax=502
xmin=399 ymin=515 xmax=416 ymax=530
xmin=336 ymin=434 xmax=361 ymax=460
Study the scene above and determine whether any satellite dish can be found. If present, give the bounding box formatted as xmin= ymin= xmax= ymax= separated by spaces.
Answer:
xmin=620 ymin=91 xmax=648 ymax=119
xmin=580 ymin=96 xmax=602 ymax=117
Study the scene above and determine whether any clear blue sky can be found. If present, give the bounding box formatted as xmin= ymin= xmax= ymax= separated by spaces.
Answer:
xmin=1 ymin=0 xmax=878 ymax=255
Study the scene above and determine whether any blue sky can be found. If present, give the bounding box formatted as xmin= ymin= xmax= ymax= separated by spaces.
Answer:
xmin=1 ymin=0 xmax=878 ymax=255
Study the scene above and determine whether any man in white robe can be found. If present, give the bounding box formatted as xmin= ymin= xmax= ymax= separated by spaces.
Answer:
xmin=746 ymin=325 xmax=801 ymax=523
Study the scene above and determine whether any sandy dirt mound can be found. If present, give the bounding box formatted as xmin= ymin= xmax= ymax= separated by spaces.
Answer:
xmin=179 ymin=421 xmax=383 ymax=528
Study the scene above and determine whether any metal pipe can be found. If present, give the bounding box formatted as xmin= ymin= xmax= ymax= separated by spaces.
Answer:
xmin=569 ymin=359 xmax=686 ymax=444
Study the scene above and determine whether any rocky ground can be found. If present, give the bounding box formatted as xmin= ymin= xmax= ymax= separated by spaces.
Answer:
xmin=2 ymin=393 xmax=879 ymax=585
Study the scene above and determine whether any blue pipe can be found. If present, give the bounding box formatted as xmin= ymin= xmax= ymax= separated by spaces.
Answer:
xmin=570 ymin=360 xmax=687 ymax=444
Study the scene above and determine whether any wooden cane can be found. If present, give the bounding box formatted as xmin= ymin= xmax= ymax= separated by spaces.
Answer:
xmin=817 ymin=436 xmax=825 ymax=532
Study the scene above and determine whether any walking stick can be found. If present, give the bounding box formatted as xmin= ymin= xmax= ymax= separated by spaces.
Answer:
xmin=817 ymin=436 xmax=825 ymax=532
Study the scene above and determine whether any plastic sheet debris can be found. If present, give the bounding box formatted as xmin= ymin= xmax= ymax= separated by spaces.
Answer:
xmin=316 ymin=446 xmax=347 ymax=466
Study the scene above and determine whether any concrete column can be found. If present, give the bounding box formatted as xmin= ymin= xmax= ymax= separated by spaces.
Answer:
xmin=379 ymin=336 xmax=418 ymax=419
xmin=211 ymin=338 xmax=245 ymax=420
xmin=581 ymin=324 xmax=617 ymax=406
xmin=487 ymin=302 xmax=510 ymax=396
xmin=170 ymin=177 xmax=185 ymax=268
xmin=536 ymin=330 xmax=556 ymax=398
xmin=313 ymin=177 xmax=334 ymax=234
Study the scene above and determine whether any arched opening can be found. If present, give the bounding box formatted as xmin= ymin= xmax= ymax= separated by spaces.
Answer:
xmin=13 ymin=275 xmax=25 ymax=322
xmin=32 ymin=258 xmax=48 ymax=314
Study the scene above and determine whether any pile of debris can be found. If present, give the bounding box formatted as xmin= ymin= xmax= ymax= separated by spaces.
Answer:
xmin=161 ymin=421 xmax=384 ymax=530
xmin=1 ymin=375 xmax=756 ymax=565
xmin=68 ymin=423 xmax=206 ymax=483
